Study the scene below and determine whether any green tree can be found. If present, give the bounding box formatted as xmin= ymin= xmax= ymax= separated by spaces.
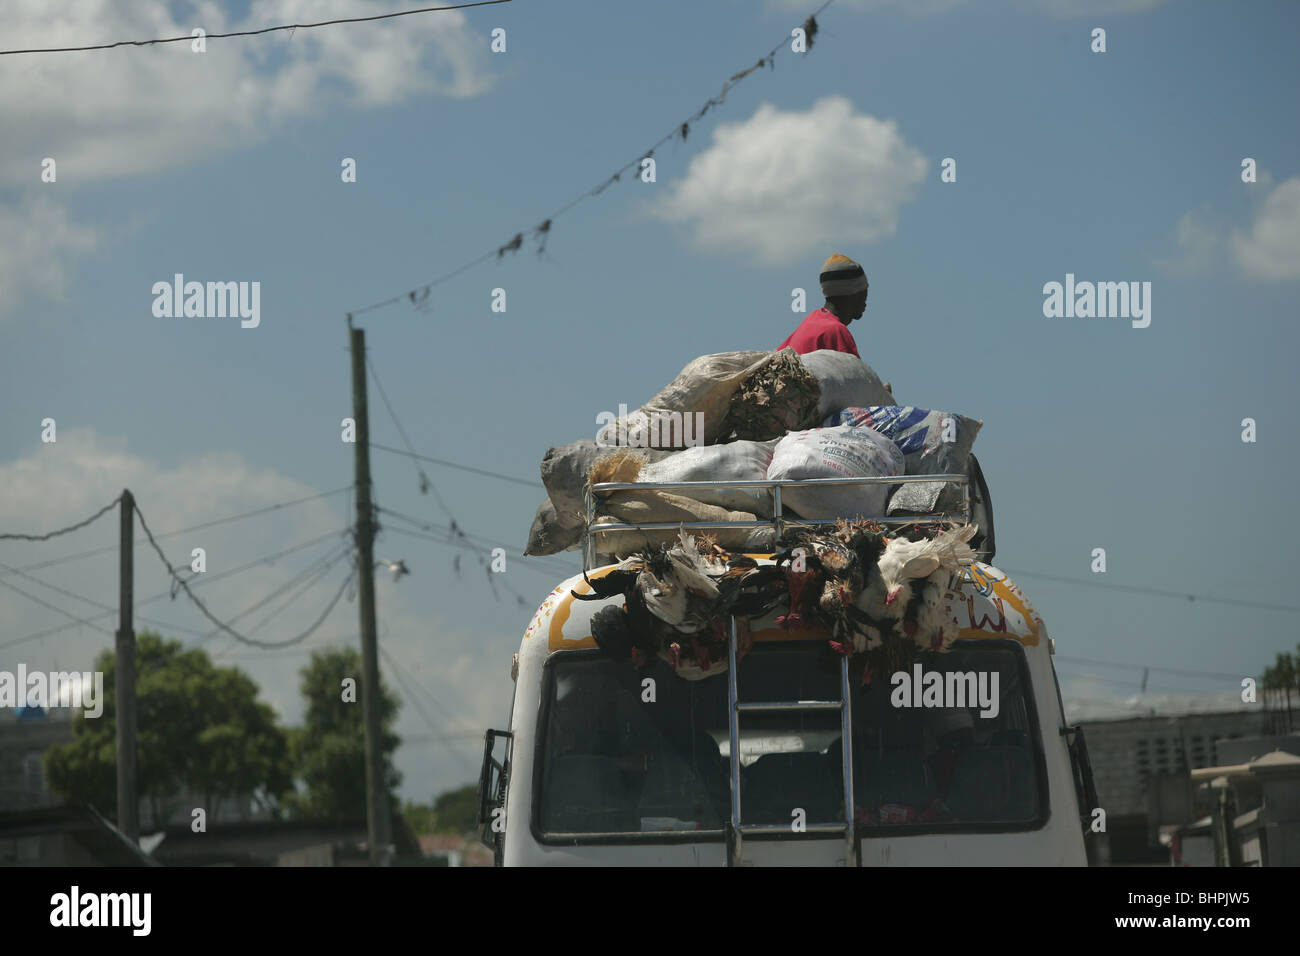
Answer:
xmin=1261 ymin=647 xmax=1299 ymax=692
xmin=403 ymin=801 xmax=437 ymax=836
xmin=283 ymin=646 xmax=402 ymax=820
xmin=432 ymin=783 xmax=479 ymax=833
xmin=44 ymin=632 xmax=292 ymax=824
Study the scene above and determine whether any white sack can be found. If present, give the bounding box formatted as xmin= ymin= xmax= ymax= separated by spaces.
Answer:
xmin=638 ymin=439 xmax=778 ymax=517
xmin=767 ymin=424 xmax=904 ymax=520
xmin=595 ymin=351 xmax=776 ymax=448
xmin=798 ymin=350 xmax=894 ymax=420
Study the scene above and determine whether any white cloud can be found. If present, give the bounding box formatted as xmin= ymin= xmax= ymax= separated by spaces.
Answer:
xmin=0 ymin=428 xmax=512 ymax=799
xmin=1154 ymin=206 xmax=1217 ymax=278
xmin=0 ymin=0 xmax=494 ymax=186
xmin=1230 ymin=177 xmax=1300 ymax=280
xmin=0 ymin=196 xmax=99 ymax=317
xmin=652 ymin=97 xmax=927 ymax=263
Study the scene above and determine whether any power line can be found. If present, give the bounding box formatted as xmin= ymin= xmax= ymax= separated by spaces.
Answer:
xmin=379 ymin=644 xmax=477 ymax=772
xmin=147 ymin=487 xmax=352 ymax=540
xmin=1054 ymin=668 xmax=1222 ymax=695
xmin=360 ymin=349 xmax=573 ymax=603
xmin=0 ymin=530 xmax=351 ymax=652
xmin=0 ymin=1 xmax=513 ymax=56
xmin=194 ymin=545 xmax=356 ymax=650
xmin=377 ymin=511 xmax=576 ymax=578
xmin=1055 ymin=654 xmax=1245 ymax=682
xmin=208 ymin=552 xmax=357 ymax=660
xmin=0 ymin=558 xmax=210 ymax=638
xmin=345 ymin=0 xmax=835 ymax=318
xmin=0 ymin=495 xmax=122 ymax=542
xmin=0 ymin=577 xmax=115 ymax=637
xmin=135 ymin=500 xmax=356 ymax=650
xmin=365 ymin=354 xmax=456 ymax=519
xmin=370 ymin=443 xmax=543 ymax=490
xmin=0 ymin=487 xmax=350 ymax=579
xmin=1003 ymin=567 xmax=1300 ymax=614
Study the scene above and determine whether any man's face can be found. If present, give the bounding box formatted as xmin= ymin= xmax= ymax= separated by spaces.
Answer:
xmin=837 ymin=290 xmax=868 ymax=321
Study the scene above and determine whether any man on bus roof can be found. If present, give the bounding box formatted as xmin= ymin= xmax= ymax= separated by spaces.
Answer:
xmin=777 ymin=253 xmax=868 ymax=358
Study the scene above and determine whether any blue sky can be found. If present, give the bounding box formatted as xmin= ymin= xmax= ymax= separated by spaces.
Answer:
xmin=2 ymin=0 xmax=1298 ymax=805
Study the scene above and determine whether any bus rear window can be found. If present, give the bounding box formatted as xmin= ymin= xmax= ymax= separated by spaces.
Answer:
xmin=535 ymin=641 xmax=1043 ymax=838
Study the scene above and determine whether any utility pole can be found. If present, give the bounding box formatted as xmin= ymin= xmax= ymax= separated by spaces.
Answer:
xmin=349 ymin=323 xmax=393 ymax=866
xmin=115 ymin=489 xmax=139 ymax=842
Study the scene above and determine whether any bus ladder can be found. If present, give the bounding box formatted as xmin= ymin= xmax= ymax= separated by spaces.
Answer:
xmin=725 ymin=615 xmax=859 ymax=867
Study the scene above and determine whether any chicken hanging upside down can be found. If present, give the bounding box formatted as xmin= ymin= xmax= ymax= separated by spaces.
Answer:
xmin=573 ymin=529 xmax=786 ymax=674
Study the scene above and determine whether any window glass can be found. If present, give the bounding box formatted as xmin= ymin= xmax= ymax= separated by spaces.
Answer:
xmin=537 ymin=641 xmax=1041 ymax=836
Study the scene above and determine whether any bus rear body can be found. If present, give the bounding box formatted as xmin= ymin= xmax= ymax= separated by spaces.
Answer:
xmin=480 ymin=560 xmax=1095 ymax=866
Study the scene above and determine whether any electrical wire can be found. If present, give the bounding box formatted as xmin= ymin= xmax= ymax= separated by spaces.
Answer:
xmin=0 ymin=495 xmax=122 ymax=541
xmin=193 ymin=545 xmax=356 ymax=649
xmin=0 ymin=488 xmax=350 ymax=579
xmin=1003 ymin=567 xmax=1300 ymax=614
xmin=134 ymin=500 xmax=356 ymax=650
xmin=0 ymin=1 xmax=513 ymax=56
xmin=366 ymin=353 xmax=455 ymax=520
xmin=379 ymin=644 xmax=477 ymax=773
xmin=369 ymin=443 xmax=543 ymax=490
xmin=0 ymin=558 xmax=210 ymax=638
xmin=0 ymin=577 xmax=116 ymax=636
xmin=345 ymin=0 xmax=836 ymax=318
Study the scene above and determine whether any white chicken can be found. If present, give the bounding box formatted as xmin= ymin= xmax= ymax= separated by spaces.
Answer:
xmin=873 ymin=523 xmax=978 ymax=613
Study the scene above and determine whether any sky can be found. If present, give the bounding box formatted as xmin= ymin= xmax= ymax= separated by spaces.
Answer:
xmin=1 ymin=0 xmax=1298 ymax=808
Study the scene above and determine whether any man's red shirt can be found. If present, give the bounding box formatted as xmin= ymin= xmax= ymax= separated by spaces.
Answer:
xmin=777 ymin=307 xmax=859 ymax=357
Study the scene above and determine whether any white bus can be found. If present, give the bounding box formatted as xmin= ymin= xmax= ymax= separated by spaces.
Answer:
xmin=478 ymin=464 xmax=1098 ymax=866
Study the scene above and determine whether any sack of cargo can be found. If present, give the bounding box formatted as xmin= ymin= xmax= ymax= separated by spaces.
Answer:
xmin=540 ymin=440 xmax=677 ymax=521
xmin=594 ymin=350 xmax=777 ymax=449
xmin=766 ymin=424 xmax=904 ymax=520
xmin=720 ymin=348 xmax=821 ymax=441
xmin=586 ymin=449 xmax=773 ymax=555
xmin=591 ymin=495 xmax=774 ymax=557
xmin=823 ymin=405 xmax=982 ymax=514
xmin=798 ymin=350 xmax=894 ymax=421
xmin=638 ymin=439 xmax=778 ymax=517
xmin=524 ymin=499 xmax=584 ymax=556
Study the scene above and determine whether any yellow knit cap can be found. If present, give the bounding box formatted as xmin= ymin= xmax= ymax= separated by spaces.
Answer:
xmin=819 ymin=254 xmax=868 ymax=296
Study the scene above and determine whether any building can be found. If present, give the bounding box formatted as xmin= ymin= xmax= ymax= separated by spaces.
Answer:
xmin=1169 ymin=740 xmax=1300 ymax=867
xmin=1069 ymin=694 xmax=1272 ymax=865
xmin=0 ymin=706 xmax=75 ymax=811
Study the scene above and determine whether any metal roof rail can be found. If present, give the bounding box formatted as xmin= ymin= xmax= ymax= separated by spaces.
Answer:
xmin=582 ymin=473 xmax=970 ymax=570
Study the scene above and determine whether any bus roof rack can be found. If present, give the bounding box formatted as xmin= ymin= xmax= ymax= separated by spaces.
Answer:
xmin=582 ymin=473 xmax=970 ymax=571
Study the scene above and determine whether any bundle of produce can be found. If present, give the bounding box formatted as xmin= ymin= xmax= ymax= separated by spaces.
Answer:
xmin=720 ymin=348 xmax=820 ymax=441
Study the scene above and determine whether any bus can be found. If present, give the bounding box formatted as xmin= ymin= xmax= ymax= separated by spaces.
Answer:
xmin=478 ymin=464 xmax=1097 ymax=866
